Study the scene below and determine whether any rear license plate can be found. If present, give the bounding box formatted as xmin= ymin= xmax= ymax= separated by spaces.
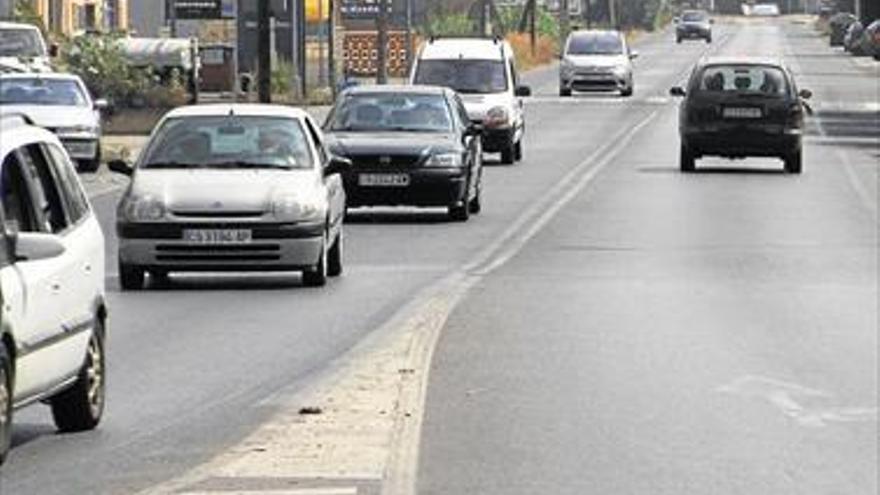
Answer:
xmin=182 ymin=229 xmax=252 ymax=244
xmin=358 ymin=173 xmax=410 ymax=187
xmin=723 ymin=107 xmax=762 ymax=119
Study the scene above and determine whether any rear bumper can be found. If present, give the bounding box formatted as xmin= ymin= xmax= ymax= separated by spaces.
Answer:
xmin=683 ymin=129 xmax=801 ymax=157
xmin=677 ymin=28 xmax=711 ymax=39
xmin=343 ymin=169 xmax=468 ymax=208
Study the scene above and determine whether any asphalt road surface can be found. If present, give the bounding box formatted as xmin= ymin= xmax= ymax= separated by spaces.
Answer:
xmin=1 ymin=16 xmax=876 ymax=495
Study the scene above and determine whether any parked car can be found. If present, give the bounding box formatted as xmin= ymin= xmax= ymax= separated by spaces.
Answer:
xmin=676 ymin=10 xmax=713 ymax=43
xmin=411 ymin=37 xmax=531 ymax=165
xmin=829 ymin=13 xmax=858 ymax=46
xmin=558 ymin=30 xmax=638 ymax=97
xmin=0 ymin=22 xmax=55 ymax=74
xmin=843 ymin=20 xmax=865 ymax=54
xmin=670 ymin=57 xmax=812 ymax=174
xmin=324 ymin=85 xmax=484 ymax=221
xmin=0 ymin=73 xmax=108 ymax=172
xmin=109 ymin=104 xmax=348 ymax=290
xmin=0 ymin=112 xmax=108 ymax=465
xmin=859 ymin=19 xmax=880 ymax=59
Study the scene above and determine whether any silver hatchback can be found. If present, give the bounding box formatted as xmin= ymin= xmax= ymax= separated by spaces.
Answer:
xmin=559 ymin=30 xmax=638 ymax=97
xmin=109 ymin=104 xmax=349 ymax=289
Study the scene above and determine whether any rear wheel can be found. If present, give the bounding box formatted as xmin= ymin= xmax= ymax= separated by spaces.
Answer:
xmin=0 ymin=346 xmax=12 ymax=465
xmin=784 ymin=150 xmax=802 ymax=174
xmin=559 ymin=87 xmax=572 ymax=97
xmin=119 ymin=262 xmax=144 ymax=291
xmin=77 ymin=145 xmax=101 ymax=173
xmin=327 ymin=231 xmax=343 ymax=277
xmin=469 ymin=186 xmax=482 ymax=214
xmin=514 ymin=139 xmax=523 ymax=161
xmin=500 ymin=138 xmax=516 ymax=164
xmin=680 ymin=145 xmax=696 ymax=172
xmin=449 ymin=201 xmax=470 ymax=222
xmin=50 ymin=325 xmax=105 ymax=432
xmin=303 ymin=237 xmax=328 ymax=287
xmin=621 ymin=84 xmax=634 ymax=97
xmin=676 ymin=37 xmax=682 ymax=44
xmin=706 ymin=36 xmax=712 ymax=43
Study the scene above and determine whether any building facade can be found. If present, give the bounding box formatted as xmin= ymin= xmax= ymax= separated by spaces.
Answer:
xmin=32 ymin=0 xmax=129 ymax=35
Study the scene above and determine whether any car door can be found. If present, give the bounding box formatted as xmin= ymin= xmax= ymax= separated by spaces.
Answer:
xmin=304 ymin=117 xmax=344 ymax=237
xmin=508 ymin=56 xmax=525 ymax=137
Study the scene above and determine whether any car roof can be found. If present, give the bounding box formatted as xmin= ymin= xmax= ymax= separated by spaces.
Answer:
xmin=0 ymin=22 xmax=41 ymax=30
xmin=569 ymin=29 xmax=623 ymax=38
xmin=419 ymin=38 xmax=507 ymax=61
xmin=0 ymin=112 xmax=62 ymax=161
xmin=162 ymin=104 xmax=311 ymax=120
xmin=0 ymin=72 xmax=84 ymax=82
xmin=698 ymin=56 xmax=786 ymax=68
xmin=681 ymin=9 xmax=709 ymax=15
xmin=344 ymin=84 xmax=450 ymax=96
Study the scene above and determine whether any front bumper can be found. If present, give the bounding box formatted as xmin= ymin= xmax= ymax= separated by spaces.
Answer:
xmin=677 ymin=27 xmax=710 ymax=39
xmin=343 ymin=168 xmax=468 ymax=208
xmin=561 ymin=72 xmax=628 ymax=92
xmin=59 ymin=137 xmax=99 ymax=160
xmin=683 ymin=128 xmax=802 ymax=158
xmin=117 ymin=221 xmax=324 ymax=271
xmin=481 ymin=127 xmax=515 ymax=152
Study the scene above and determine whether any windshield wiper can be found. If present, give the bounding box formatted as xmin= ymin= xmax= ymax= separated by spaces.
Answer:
xmin=142 ymin=161 xmax=199 ymax=169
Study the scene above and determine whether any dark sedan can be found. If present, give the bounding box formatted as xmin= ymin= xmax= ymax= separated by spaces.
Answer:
xmin=670 ymin=57 xmax=812 ymax=174
xmin=676 ymin=10 xmax=713 ymax=43
xmin=324 ymin=85 xmax=483 ymax=221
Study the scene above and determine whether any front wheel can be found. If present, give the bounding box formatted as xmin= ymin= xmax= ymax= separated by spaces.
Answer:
xmin=559 ymin=87 xmax=572 ymax=97
xmin=302 ymin=237 xmax=328 ymax=287
xmin=327 ymin=231 xmax=343 ymax=277
xmin=119 ymin=262 xmax=144 ymax=291
xmin=50 ymin=324 xmax=105 ymax=432
xmin=0 ymin=346 xmax=12 ymax=465
xmin=680 ymin=145 xmax=696 ymax=172
xmin=784 ymin=150 xmax=802 ymax=174
xmin=500 ymin=138 xmax=516 ymax=165
xmin=706 ymin=36 xmax=712 ymax=43
xmin=621 ymin=85 xmax=634 ymax=97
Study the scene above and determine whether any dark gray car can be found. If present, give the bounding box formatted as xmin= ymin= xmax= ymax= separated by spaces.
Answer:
xmin=676 ymin=10 xmax=713 ymax=43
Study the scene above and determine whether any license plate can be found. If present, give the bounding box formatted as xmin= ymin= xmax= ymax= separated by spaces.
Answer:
xmin=358 ymin=173 xmax=410 ymax=187
xmin=723 ymin=107 xmax=762 ymax=119
xmin=62 ymin=141 xmax=97 ymax=158
xmin=182 ymin=229 xmax=252 ymax=244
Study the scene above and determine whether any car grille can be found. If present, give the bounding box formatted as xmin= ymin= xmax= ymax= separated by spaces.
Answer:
xmin=171 ymin=210 xmax=265 ymax=219
xmin=154 ymin=243 xmax=282 ymax=262
xmin=350 ymin=154 xmax=424 ymax=169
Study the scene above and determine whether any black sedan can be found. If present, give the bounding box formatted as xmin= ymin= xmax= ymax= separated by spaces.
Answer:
xmin=324 ymin=85 xmax=483 ymax=221
xmin=670 ymin=57 xmax=812 ymax=174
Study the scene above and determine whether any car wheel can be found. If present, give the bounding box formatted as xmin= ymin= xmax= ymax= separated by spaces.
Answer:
xmin=0 ymin=346 xmax=12 ymax=465
xmin=559 ymin=87 xmax=572 ymax=97
xmin=469 ymin=186 xmax=482 ymax=214
xmin=621 ymin=84 xmax=634 ymax=97
xmin=680 ymin=145 xmax=696 ymax=172
xmin=77 ymin=144 xmax=102 ymax=173
xmin=500 ymin=138 xmax=516 ymax=165
xmin=302 ymin=236 xmax=328 ymax=287
xmin=50 ymin=324 xmax=105 ymax=432
xmin=676 ymin=37 xmax=682 ymax=44
xmin=449 ymin=200 xmax=470 ymax=222
xmin=119 ymin=262 xmax=145 ymax=291
xmin=706 ymin=36 xmax=712 ymax=43
xmin=327 ymin=231 xmax=343 ymax=277
xmin=514 ymin=139 xmax=523 ymax=161
xmin=784 ymin=150 xmax=803 ymax=174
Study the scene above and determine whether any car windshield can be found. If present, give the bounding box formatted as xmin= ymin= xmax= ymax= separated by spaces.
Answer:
xmin=0 ymin=78 xmax=89 ymax=106
xmin=682 ymin=11 xmax=708 ymax=22
xmin=0 ymin=28 xmax=46 ymax=57
xmin=140 ymin=116 xmax=315 ymax=170
xmin=414 ymin=59 xmax=507 ymax=94
xmin=327 ymin=93 xmax=453 ymax=133
xmin=567 ymin=33 xmax=624 ymax=55
xmin=696 ymin=65 xmax=789 ymax=96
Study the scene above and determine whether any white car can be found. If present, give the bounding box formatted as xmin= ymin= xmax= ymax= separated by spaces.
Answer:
xmin=0 ymin=73 xmax=107 ymax=172
xmin=109 ymin=104 xmax=348 ymax=290
xmin=748 ymin=3 xmax=781 ymax=16
xmin=559 ymin=30 xmax=638 ymax=97
xmin=411 ymin=37 xmax=532 ymax=165
xmin=0 ymin=113 xmax=108 ymax=465
xmin=0 ymin=22 xmax=54 ymax=74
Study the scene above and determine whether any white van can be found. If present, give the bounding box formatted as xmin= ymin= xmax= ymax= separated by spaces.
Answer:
xmin=0 ymin=22 xmax=54 ymax=74
xmin=411 ymin=37 xmax=531 ymax=164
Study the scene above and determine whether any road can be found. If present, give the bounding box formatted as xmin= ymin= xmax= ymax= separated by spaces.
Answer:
xmin=0 ymin=16 xmax=876 ymax=495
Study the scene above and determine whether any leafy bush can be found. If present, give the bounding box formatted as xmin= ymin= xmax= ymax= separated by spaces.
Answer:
xmin=424 ymin=12 xmax=475 ymax=37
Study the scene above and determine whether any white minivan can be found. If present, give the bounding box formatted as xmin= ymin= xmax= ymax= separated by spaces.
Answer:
xmin=411 ymin=37 xmax=531 ymax=165
xmin=0 ymin=112 xmax=107 ymax=465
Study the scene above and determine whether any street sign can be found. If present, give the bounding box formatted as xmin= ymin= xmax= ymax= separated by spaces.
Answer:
xmin=174 ymin=0 xmax=223 ymax=19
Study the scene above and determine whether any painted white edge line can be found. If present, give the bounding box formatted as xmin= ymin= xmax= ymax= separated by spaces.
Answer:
xmin=182 ymin=489 xmax=358 ymax=495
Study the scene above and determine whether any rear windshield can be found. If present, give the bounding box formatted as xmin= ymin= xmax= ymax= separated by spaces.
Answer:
xmin=414 ymin=59 xmax=507 ymax=94
xmin=682 ymin=11 xmax=708 ymax=22
xmin=0 ymin=28 xmax=46 ymax=58
xmin=566 ymin=33 xmax=624 ymax=55
xmin=695 ymin=65 xmax=789 ymax=96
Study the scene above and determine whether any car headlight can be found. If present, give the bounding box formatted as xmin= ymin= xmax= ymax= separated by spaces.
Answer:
xmin=122 ymin=195 xmax=166 ymax=222
xmin=560 ymin=58 xmax=575 ymax=76
xmin=612 ymin=66 xmax=628 ymax=78
xmin=425 ymin=152 xmax=463 ymax=168
xmin=485 ymin=106 xmax=510 ymax=128
xmin=272 ymin=194 xmax=324 ymax=222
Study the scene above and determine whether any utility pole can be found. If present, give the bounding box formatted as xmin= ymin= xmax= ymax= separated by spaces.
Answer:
xmin=376 ymin=0 xmax=388 ymax=84
xmin=585 ymin=0 xmax=592 ymax=29
xmin=329 ymin=0 xmax=337 ymax=93
xmin=561 ymin=0 xmax=570 ymax=48
xmin=257 ymin=0 xmax=272 ymax=103
xmin=405 ymin=0 xmax=413 ymax=75
xmin=608 ymin=0 xmax=616 ymax=29
xmin=168 ymin=0 xmax=178 ymax=37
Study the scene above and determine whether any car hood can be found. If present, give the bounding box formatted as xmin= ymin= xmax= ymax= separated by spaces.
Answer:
xmin=564 ymin=54 xmax=629 ymax=69
xmin=326 ymin=131 xmax=460 ymax=157
xmin=1 ymin=104 xmax=98 ymax=129
xmin=130 ymin=169 xmax=322 ymax=213
xmin=458 ymin=91 xmax=516 ymax=121
xmin=0 ymin=56 xmax=53 ymax=74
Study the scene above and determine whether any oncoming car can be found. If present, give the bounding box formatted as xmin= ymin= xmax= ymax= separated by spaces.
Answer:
xmin=676 ymin=10 xmax=713 ymax=44
xmin=559 ymin=30 xmax=637 ymax=97
xmin=109 ymin=105 xmax=349 ymax=289
xmin=670 ymin=58 xmax=812 ymax=174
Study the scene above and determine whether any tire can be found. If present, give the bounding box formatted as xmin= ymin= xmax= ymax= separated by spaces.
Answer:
xmin=680 ymin=145 xmax=696 ymax=172
xmin=559 ymin=87 xmax=572 ymax=97
xmin=513 ymin=139 xmax=523 ymax=161
xmin=706 ymin=36 xmax=712 ymax=44
xmin=77 ymin=144 xmax=101 ymax=173
xmin=500 ymin=138 xmax=516 ymax=165
xmin=449 ymin=202 xmax=470 ymax=222
xmin=50 ymin=324 xmax=105 ymax=433
xmin=621 ymin=85 xmax=634 ymax=97
xmin=119 ymin=262 xmax=144 ymax=291
xmin=327 ymin=231 xmax=343 ymax=277
xmin=302 ymin=237 xmax=328 ymax=287
xmin=469 ymin=187 xmax=482 ymax=214
xmin=0 ymin=346 xmax=12 ymax=466
xmin=784 ymin=150 xmax=802 ymax=174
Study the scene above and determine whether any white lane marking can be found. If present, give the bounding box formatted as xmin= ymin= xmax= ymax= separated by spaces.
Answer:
xmin=717 ymin=376 xmax=878 ymax=428
xmin=184 ymin=489 xmax=358 ymax=495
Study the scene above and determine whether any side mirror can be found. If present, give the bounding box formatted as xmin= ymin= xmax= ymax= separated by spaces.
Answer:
xmin=629 ymin=50 xmax=639 ymax=60
xmin=108 ymin=159 xmax=134 ymax=176
xmin=49 ymin=43 xmax=59 ymax=58
xmin=515 ymin=85 xmax=532 ymax=97
xmin=15 ymin=232 xmax=65 ymax=262
xmin=669 ymin=86 xmax=687 ymax=97
xmin=94 ymin=98 xmax=109 ymax=111
xmin=325 ymin=155 xmax=352 ymax=176
xmin=798 ymin=88 xmax=812 ymax=100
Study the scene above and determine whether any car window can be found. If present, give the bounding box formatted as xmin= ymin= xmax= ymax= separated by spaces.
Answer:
xmin=140 ymin=116 xmax=315 ymax=170
xmin=19 ymin=144 xmax=69 ymax=234
xmin=682 ymin=11 xmax=708 ymax=22
xmin=0 ymin=78 xmax=89 ymax=107
xmin=414 ymin=59 xmax=508 ymax=94
xmin=567 ymin=33 xmax=624 ymax=55
xmin=327 ymin=92 xmax=454 ymax=133
xmin=697 ymin=65 xmax=789 ymax=96
xmin=303 ymin=118 xmax=329 ymax=164
xmin=0 ymin=152 xmax=40 ymax=233
xmin=45 ymin=143 xmax=90 ymax=224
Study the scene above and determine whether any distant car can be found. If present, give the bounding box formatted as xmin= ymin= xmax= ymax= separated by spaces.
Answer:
xmin=676 ymin=10 xmax=713 ymax=43
xmin=109 ymin=104 xmax=349 ymax=289
xmin=411 ymin=37 xmax=531 ymax=165
xmin=0 ymin=113 xmax=108 ymax=465
xmin=670 ymin=57 xmax=812 ymax=174
xmin=843 ymin=21 xmax=865 ymax=54
xmin=829 ymin=13 xmax=858 ymax=46
xmin=859 ymin=20 xmax=880 ymax=60
xmin=0 ymin=22 xmax=54 ymax=74
xmin=0 ymin=73 xmax=108 ymax=172
xmin=324 ymin=85 xmax=484 ymax=222
xmin=749 ymin=3 xmax=781 ymax=16
xmin=558 ymin=30 xmax=638 ymax=97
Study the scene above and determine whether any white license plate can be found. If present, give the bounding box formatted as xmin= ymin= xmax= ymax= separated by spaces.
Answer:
xmin=358 ymin=173 xmax=410 ymax=187
xmin=182 ymin=229 xmax=252 ymax=244
xmin=723 ymin=107 xmax=762 ymax=119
